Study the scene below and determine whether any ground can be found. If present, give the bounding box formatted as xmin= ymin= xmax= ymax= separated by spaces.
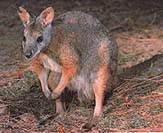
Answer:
xmin=0 ymin=0 xmax=163 ymax=132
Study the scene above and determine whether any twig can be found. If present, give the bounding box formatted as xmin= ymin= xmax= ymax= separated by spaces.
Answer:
xmin=110 ymin=24 xmax=124 ymax=32
xmin=38 ymin=113 xmax=59 ymax=125
xmin=139 ymin=92 xmax=163 ymax=99
xmin=150 ymin=12 xmax=157 ymax=25
xmin=129 ymin=127 xmax=163 ymax=132
xmin=124 ymin=77 xmax=163 ymax=83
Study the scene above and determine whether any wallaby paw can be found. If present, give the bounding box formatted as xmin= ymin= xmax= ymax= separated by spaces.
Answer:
xmin=44 ymin=91 xmax=51 ymax=99
xmin=81 ymin=120 xmax=95 ymax=132
xmin=51 ymin=92 xmax=60 ymax=99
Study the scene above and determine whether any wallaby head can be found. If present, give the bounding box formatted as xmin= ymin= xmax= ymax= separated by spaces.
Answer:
xmin=18 ymin=7 xmax=54 ymax=60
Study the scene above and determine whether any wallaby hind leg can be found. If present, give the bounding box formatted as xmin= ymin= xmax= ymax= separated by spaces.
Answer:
xmin=93 ymin=65 xmax=109 ymax=117
xmin=48 ymin=72 xmax=64 ymax=113
xmin=30 ymin=59 xmax=51 ymax=99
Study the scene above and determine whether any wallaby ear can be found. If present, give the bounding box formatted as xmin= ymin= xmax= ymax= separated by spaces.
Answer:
xmin=38 ymin=7 xmax=54 ymax=26
xmin=17 ymin=6 xmax=30 ymax=26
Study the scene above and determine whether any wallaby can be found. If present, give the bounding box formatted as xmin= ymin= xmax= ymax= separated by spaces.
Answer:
xmin=17 ymin=6 xmax=118 ymax=118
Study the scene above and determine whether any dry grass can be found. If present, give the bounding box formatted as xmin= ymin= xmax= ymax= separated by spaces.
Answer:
xmin=0 ymin=66 xmax=163 ymax=132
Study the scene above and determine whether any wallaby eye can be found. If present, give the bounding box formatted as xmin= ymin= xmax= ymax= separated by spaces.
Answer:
xmin=37 ymin=36 xmax=43 ymax=43
xmin=23 ymin=36 xmax=26 ymax=42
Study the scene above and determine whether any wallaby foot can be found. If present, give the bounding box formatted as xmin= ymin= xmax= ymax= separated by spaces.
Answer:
xmin=93 ymin=65 xmax=108 ymax=117
xmin=81 ymin=117 xmax=100 ymax=131
xmin=56 ymin=98 xmax=65 ymax=113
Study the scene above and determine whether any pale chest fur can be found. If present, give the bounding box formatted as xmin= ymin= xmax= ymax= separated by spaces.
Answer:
xmin=39 ymin=53 xmax=62 ymax=73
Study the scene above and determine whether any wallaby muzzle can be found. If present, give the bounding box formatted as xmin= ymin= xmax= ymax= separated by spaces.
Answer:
xmin=24 ymin=49 xmax=33 ymax=59
xmin=24 ymin=46 xmax=38 ymax=59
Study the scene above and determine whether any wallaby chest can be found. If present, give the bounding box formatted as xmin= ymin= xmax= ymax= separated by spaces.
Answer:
xmin=39 ymin=53 xmax=61 ymax=73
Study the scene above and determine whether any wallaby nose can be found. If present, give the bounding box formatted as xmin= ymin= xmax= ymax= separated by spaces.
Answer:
xmin=25 ymin=50 xmax=33 ymax=59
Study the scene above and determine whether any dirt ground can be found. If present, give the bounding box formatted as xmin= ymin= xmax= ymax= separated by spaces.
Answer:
xmin=0 ymin=0 xmax=163 ymax=132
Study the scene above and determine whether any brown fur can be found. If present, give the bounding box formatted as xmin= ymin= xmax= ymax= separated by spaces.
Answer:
xmin=93 ymin=65 xmax=109 ymax=117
